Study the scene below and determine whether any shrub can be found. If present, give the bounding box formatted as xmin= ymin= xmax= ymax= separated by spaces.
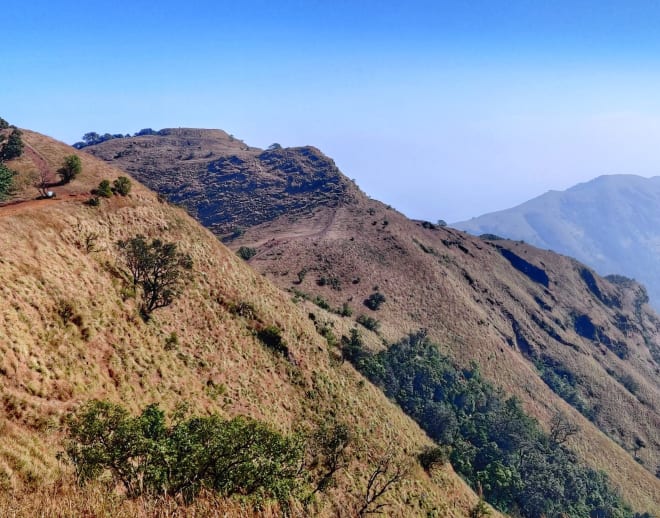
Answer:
xmin=356 ymin=314 xmax=380 ymax=332
xmin=364 ymin=292 xmax=386 ymax=311
xmin=236 ymin=246 xmax=257 ymax=260
xmin=64 ymin=401 xmax=304 ymax=503
xmin=84 ymin=197 xmax=100 ymax=207
xmin=164 ymin=332 xmax=179 ymax=350
xmin=223 ymin=227 xmax=244 ymax=242
xmin=256 ymin=325 xmax=289 ymax=357
xmin=340 ymin=302 xmax=353 ymax=317
xmin=313 ymin=295 xmax=330 ymax=310
xmin=93 ymin=180 xmax=113 ymax=198
xmin=58 ymin=154 xmax=82 ymax=184
xmin=112 ymin=176 xmax=132 ymax=196
xmin=341 ymin=328 xmax=370 ymax=365
xmin=0 ymin=117 xmax=8 ymax=129
xmin=418 ymin=445 xmax=450 ymax=472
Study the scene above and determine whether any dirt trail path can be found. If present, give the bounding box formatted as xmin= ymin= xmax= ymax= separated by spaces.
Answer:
xmin=0 ymin=193 xmax=90 ymax=218
xmin=0 ymin=142 xmax=91 ymax=217
xmin=239 ymin=206 xmax=341 ymax=249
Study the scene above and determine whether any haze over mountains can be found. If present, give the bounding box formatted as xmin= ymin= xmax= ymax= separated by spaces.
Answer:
xmin=454 ymin=174 xmax=660 ymax=308
xmin=83 ymin=128 xmax=660 ymax=514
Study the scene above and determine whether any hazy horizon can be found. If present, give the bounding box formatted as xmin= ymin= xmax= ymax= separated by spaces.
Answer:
xmin=5 ymin=0 xmax=660 ymax=222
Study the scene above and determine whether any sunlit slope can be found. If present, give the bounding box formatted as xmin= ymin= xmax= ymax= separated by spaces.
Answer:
xmin=234 ymin=199 xmax=660 ymax=513
xmin=87 ymin=129 xmax=660 ymax=512
xmin=0 ymin=131 xmax=489 ymax=517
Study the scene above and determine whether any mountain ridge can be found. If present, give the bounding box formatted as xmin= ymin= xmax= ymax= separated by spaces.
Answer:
xmin=454 ymin=174 xmax=660 ymax=309
xmin=0 ymin=128 xmax=490 ymax=517
xmin=84 ymin=129 xmax=660 ymax=514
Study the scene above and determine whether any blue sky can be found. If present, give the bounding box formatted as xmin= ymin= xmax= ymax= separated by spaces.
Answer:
xmin=4 ymin=1 xmax=660 ymax=221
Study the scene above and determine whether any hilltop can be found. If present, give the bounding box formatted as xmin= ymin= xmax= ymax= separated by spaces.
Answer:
xmin=0 ymin=129 xmax=491 ymax=517
xmin=454 ymin=174 xmax=660 ymax=309
xmin=83 ymin=129 xmax=354 ymax=239
xmin=86 ymin=129 xmax=660 ymax=514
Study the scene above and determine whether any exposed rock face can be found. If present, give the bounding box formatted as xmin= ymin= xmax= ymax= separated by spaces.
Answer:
xmin=85 ymin=129 xmax=354 ymax=237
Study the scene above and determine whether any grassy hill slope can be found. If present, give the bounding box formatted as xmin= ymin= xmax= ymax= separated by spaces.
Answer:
xmin=235 ymin=201 xmax=660 ymax=512
xmin=0 ymin=130 xmax=490 ymax=517
xmin=85 ymin=129 xmax=660 ymax=513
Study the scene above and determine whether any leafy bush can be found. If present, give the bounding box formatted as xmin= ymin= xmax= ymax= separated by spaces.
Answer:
xmin=313 ymin=295 xmax=331 ymax=310
xmin=417 ymin=445 xmax=450 ymax=473
xmin=341 ymin=328 xmax=369 ymax=365
xmin=364 ymin=292 xmax=386 ymax=310
xmin=256 ymin=325 xmax=289 ymax=357
xmin=64 ymin=401 xmax=304 ymax=503
xmin=0 ymin=129 xmax=24 ymax=161
xmin=356 ymin=314 xmax=380 ymax=332
xmin=0 ymin=117 xmax=8 ymax=129
xmin=236 ymin=246 xmax=257 ymax=260
xmin=317 ymin=276 xmax=341 ymax=290
xmin=93 ymin=180 xmax=113 ymax=198
xmin=479 ymin=233 xmax=504 ymax=241
xmin=113 ymin=176 xmax=132 ymax=196
xmin=58 ymin=154 xmax=82 ymax=184
xmin=339 ymin=302 xmax=352 ymax=317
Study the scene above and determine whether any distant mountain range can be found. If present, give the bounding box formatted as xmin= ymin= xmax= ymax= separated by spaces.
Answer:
xmin=454 ymin=174 xmax=660 ymax=308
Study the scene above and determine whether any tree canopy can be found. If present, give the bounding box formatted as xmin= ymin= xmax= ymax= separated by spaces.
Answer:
xmin=117 ymin=235 xmax=193 ymax=317
xmin=58 ymin=154 xmax=82 ymax=184
xmin=0 ymin=129 xmax=24 ymax=161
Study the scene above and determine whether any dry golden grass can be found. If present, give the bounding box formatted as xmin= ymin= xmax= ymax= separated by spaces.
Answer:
xmin=0 ymin=132 xmax=493 ymax=517
xmin=235 ymin=199 xmax=660 ymax=514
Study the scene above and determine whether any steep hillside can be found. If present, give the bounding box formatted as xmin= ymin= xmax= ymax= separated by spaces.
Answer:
xmin=454 ymin=174 xmax=660 ymax=309
xmin=234 ymin=201 xmax=660 ymax=510
xmin=84 ymin=129 xmax=354 ymax=238
xmin=88 ymin=130 xmax=660 ymax=514
xmin=0 ymin=130 xmax=489 ymax=517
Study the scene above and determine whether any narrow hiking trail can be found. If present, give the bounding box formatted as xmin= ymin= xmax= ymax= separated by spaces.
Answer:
xmin=0 ymin=142 xmax=91 ymax=218
xmin=0 ymin=193 xmax=90 ymax=218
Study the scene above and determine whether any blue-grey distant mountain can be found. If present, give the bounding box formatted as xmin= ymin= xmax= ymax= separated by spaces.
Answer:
xmin=454 ymin=174 xmax=660 ymax=308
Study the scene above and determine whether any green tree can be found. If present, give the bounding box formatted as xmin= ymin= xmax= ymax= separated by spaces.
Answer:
xmin=309 ymin=420 xmax=352 ymax=494
xmin=0 ymin=129 xmax=24 ymax=161
xmin=112 ymin=176 xmax=132 ymax=196
xmin=94 ymin=179 xmax=113 ymax=197
xmin=58 ymin=154 xmax=82 ymax=184
xmin=364 ymin=292 xmax=386 ymax=310
xmin=236 ymin=246 xmax=257 ymax=260
xmin=117 ymin=235 xmax=193 ymax=317
xmin=0 ymin=163 xmax=16 ymax=200
xmin=64 ymin=401 xmax=305 ymax=503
